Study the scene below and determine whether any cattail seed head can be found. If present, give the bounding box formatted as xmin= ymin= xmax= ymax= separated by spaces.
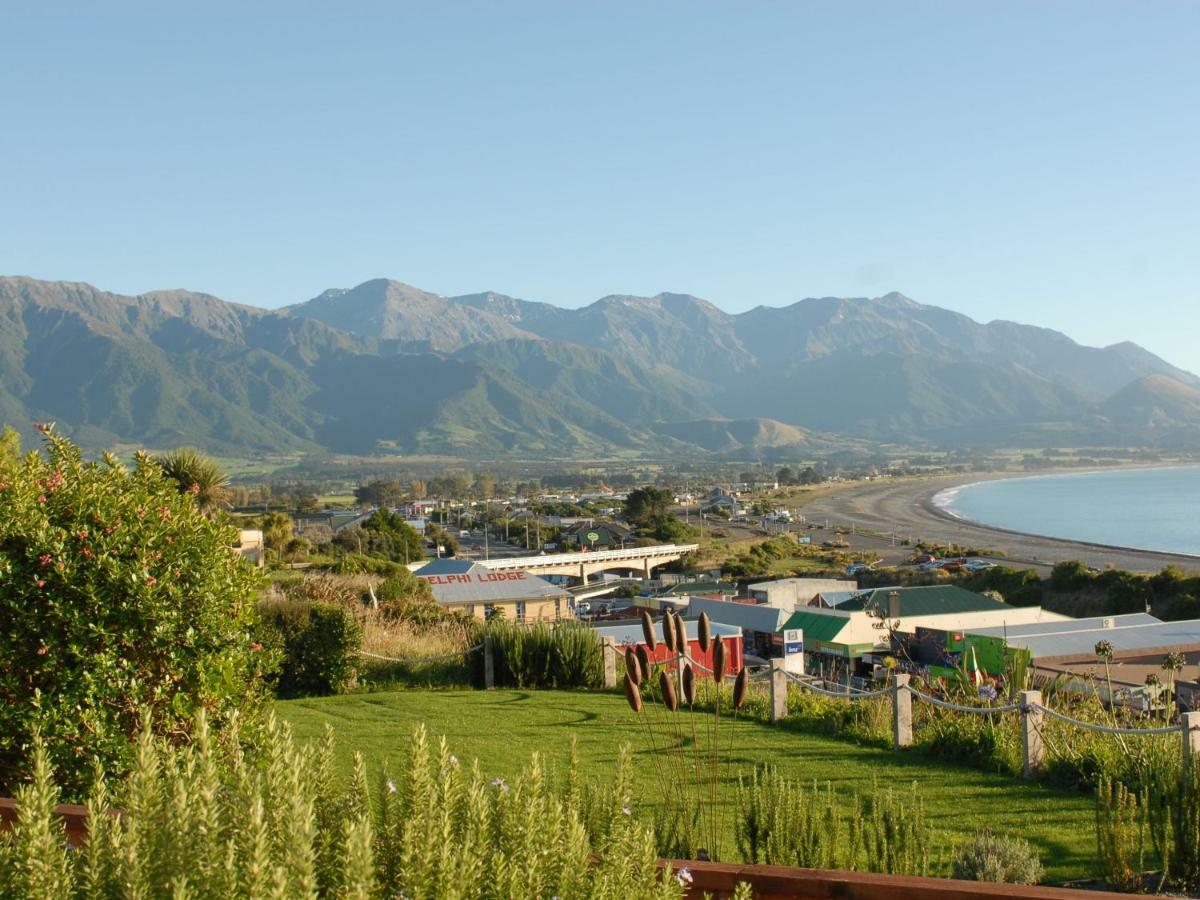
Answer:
xmin=624 ymin=674 xmax=643 ymax=713
xmin=682 ymin=663 xmax=696 ymax=706
xmin=733 ymin=667 xmax=748 ymax=709
xmin=636 ymin=644 xmax=652 ymax=681
xmin=640 ymin=610 xmax=657 ymax=650
xmin=698 ymin=612 xmax=711 ymax=653
xmin=624 ymin=646 xmax=641 ymax=686
xmin=712 ymin=635 xmax=726 ymax=683
xmin=673 ymin=613 xmax=686 ymax=658
xmin=662 ymin=610 xmax=677 ymax=653
xmin=659 ymin=670 xmax=679 ymax=712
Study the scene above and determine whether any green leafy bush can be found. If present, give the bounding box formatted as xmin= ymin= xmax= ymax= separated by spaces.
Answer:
xmin=256 ymin=598 xmax=362 ymax=697
xmin=951 ymin=830 xmax=1044 ymax=884
xmin=375 ymin=566 xmax=435 ymax=607
xmin=478 ymin=621 xmax=603 ymax=689
xmin=0 ymin=428 xmax=266 ymax=796
xmin=0 ymin=716 xmax=683 ymax=900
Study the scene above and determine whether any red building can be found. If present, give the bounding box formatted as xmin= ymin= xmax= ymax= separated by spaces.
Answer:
xmin=592 ymin=617 xmax=744 ymax=678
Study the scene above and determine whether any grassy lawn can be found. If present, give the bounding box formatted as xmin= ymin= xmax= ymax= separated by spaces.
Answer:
xmin=277 ymin=688 xmax=1097 ymax=883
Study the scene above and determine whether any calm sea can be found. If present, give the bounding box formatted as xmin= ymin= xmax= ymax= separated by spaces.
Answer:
xmin=934 ymin=466 xmax=1200 ymax=556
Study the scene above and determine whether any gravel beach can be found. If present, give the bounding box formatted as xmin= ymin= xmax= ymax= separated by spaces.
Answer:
xmin=797 ymin=472 xmax=1200 ymax=575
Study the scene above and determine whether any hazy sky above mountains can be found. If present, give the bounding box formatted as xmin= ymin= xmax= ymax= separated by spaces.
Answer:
xmin=3 ymin=2 xmax=1198 ymax=370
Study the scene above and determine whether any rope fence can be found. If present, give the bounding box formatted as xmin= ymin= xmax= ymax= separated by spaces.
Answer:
xmin=1034 ymin=703 xmax=1184 ymax=735
xmin=905 ymin=687 xmax=1021 ymax=715
xmin=784 ymin=670 xmax=891 ymax=700
xmin=763 ymin=663 xmax=1200 ymax=776
xmin=358 ymin=643 xmax=484 ymax=664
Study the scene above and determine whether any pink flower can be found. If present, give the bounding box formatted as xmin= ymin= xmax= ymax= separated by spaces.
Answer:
xmin=36 ymin=580 xmax=46 ymax=589
xmin=38 ymin=554 xmax=52 ymax=568
xmin=37 ymin=495 xmax=47 ymax=504
xmin=250 ymin=642 xmax=262 ymax=651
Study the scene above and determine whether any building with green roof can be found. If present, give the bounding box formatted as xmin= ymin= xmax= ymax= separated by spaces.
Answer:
xmin=782 ymin=584 xmax=1071 ymax=675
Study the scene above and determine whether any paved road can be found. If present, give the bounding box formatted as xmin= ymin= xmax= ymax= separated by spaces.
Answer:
xmin=797 ymin=474 xmax=1200 ymax=575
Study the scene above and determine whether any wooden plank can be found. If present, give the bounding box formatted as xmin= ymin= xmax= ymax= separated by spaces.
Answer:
xmin=661 ymin=859 xmax=1131 ymax=900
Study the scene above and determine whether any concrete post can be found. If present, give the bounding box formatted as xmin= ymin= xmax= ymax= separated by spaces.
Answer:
xmin=892 ymin=673 xmax=912 ymax=749
xmin=643 ymin=559 xmax=652 ymax=581
xmin=770 ymin=658 xmax=788 ymax=722
xmin=483 ymin=635 xmax=495 ymax=690
xmin=579 ymin=563 xmax=587 ymax=585
xmin=1181 ymin=711 xmax=1200 ymax=773
xmin=1021 ymin=690 xmax=1044 ymax=778
xmin=602 ymin=637 xmax=617 ymax=689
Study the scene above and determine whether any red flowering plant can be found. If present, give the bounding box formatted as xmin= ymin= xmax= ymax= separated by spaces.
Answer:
xmin=0 ymin=426 xmax=270 ymax=797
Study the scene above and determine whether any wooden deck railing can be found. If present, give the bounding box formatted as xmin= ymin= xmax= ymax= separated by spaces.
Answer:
xmin=660 ymin=858 xmax=1129 ymax=899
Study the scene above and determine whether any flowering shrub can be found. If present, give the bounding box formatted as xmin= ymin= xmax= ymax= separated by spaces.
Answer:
xmin=0 ymin=715 xmax=684 ymax=900
xmin=0 ymin=428 xmax=267 ymax=796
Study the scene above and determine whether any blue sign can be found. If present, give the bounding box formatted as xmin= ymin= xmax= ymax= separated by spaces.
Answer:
xmin=785 ymin=641 xmax=803 ymax=655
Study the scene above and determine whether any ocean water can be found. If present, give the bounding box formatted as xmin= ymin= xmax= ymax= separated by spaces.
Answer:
xmin=934 ymin=466 xmax=1200 ymax=556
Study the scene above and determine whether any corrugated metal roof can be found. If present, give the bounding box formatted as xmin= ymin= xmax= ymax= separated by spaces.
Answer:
xmin=838 ymin=585 xmax=1005 ymax=617
xmin=416 ymin=558 xmax=476 ymax=575
xmin=417 ymin=561 xmax=568 ymax=606
xmin=979 ymin=617 xmax=1200 ymax=659
xmin=592 ymin=619 xmax=741 ymax=646
xmin=685 ymin=597 xmax=788 ymax=633
xmin=966 ymin=613 xmax=1160 ymax=640
xmin=779 ymin=609 xmax=856 ymax=644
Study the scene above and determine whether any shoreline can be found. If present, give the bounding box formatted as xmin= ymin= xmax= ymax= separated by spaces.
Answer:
xmin=919 ymin=476 xmax=1200 ymax=563
xmin=798 ymin=468 xmax=1200 ymax=574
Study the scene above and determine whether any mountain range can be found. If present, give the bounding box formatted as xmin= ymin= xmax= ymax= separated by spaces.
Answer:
xmin=2 ymin=274 xmax=1198 ymax=459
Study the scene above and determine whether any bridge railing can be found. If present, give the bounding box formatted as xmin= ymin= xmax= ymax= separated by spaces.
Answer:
xmin=476 ymin=543 xmax=699 ymax=570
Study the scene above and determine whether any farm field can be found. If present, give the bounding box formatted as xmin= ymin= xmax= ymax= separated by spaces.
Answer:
xmin=277 ymin=688 xmax=1098 ymax=883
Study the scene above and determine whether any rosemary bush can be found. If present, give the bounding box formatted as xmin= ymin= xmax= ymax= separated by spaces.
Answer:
xmin=1096 ymin=756 xmax=1200 ymax=893
xmin=0 ymin=715 xmax=682 ymax=900
xmin=735 ymin=766 xmax=932 ymax=876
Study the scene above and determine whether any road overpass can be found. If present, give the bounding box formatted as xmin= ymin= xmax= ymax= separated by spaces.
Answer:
xmin=473 ymin=543 xmax=699 ymax=583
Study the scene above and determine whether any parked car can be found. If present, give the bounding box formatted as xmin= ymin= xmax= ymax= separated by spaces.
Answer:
xmin=846 ymin=563 xmax=873 ymax=576
xmin=913 ymin=554 xmax=936 ymax=564
xmin=963 ymin=559 xmax=996 ymax=572
xmin=918 ymin=561 xmax=945 ymax=571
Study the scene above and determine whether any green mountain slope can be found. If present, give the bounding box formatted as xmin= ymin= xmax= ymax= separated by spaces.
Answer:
xmin=3 ymin=274 xmax=1198 ymax=457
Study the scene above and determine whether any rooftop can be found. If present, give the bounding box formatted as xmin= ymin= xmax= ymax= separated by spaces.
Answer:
xmin=416 ymin=560 xmax=568 ymax=605
xmin=592 ymin=619 xmax=741 ymax=647
xmin=780 ymin=608 xmax=860 ymax=645
xmin=685 ymin=596 xmax=789 ymax=633
xmin=970 ymin=615 xmax=1200 ymax=660
xmin=838 ymin=585 xmax=1007 ymax=617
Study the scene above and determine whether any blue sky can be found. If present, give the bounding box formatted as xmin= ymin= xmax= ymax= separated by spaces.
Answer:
xmin=3 ymin=2 xmax=1198 ymax=371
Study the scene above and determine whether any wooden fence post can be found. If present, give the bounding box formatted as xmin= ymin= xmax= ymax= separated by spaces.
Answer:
xmin=1021 ymin=690 xmax=1043 ymax=778
xmin=770 ymin=659 xmax=787 ymax=722
xmin=602 ymin=637 xmax=617 ymax=689
xmin=484 ymin=635 xmax=495 ymax=690
xmin=892 ymin=673 xmax=912 ymax=749
xmin=1182 ymin=711 xmax=1200 ymax=772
